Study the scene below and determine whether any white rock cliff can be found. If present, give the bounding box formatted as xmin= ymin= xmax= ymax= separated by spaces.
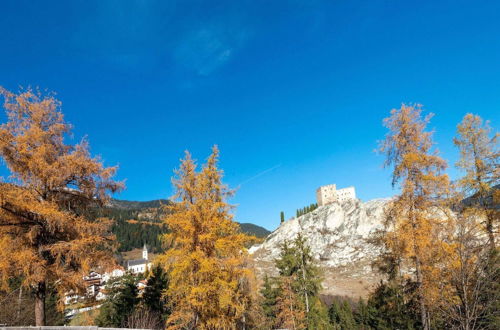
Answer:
xmin=250 ymin=197 xmax=391 ymax=297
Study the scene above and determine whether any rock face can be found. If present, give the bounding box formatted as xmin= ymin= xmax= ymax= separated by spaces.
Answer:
xmin=249 ymin=198 xmax=391 ymax=298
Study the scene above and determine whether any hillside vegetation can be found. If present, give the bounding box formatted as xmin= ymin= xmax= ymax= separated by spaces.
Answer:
xmin=91 ymin=199 xmax=271 ymax=253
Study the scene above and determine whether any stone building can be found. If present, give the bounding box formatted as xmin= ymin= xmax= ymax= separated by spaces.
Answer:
xmin=316 ymin=184 xmax=356 ymax=206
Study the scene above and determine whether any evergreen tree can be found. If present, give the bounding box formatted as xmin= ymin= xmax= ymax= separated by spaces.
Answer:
xmin=353 ymin=297 xmax=370 ymax=328
xmin=306 ymin=297 xmax=331 ymax=329
xmin=366 ymin=281 xmax=419 ymax=330
xmin=260 ymin=275 xmax=278 ymax=326
xmin=97 ymin=274 xmax=140 ymax=327
xmin=274 ymin=234 xmax=324 ymax=329
xmin=280 ymin=211 xmax=285 ymax=224
xmin=143 ymin=264 xmax=170 ymax=318
xmin=477 ymin=250 xmax=500 ymax=329
xmin=328 ymin=299 xmax=356 ymax=329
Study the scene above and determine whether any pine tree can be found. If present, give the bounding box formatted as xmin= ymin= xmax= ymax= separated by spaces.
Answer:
xmin=328 ymin=299 xmax=356 ymax=329
xmin=160 ymin=146 xmax=253 ymax=329
xmin=0 ymin=87 xmax=123 ymax=325
xmin=378 ymin=104 xmax=450 ymax=329
xmin=97 ymin=274 xmax=140 ymax=327
xmin=354 ymin=297 xmax=370 ymax=328
xmin=274 ymin=234 xmax=323 ymax=328
xmin=260 ymin=275 xmax=278 ymax=327
xmin=143 ymin=264 xmax=170 ymax=318
xmin=367 ymin=280 xmax=420 ymax=329
xmin=280 ymin=211 xmax=285 ymax=224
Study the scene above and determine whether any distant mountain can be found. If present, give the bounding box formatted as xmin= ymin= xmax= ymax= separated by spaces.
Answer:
xmin=99 ymin=199 xmax=270 ymax=252
xmin=239 ymin=223 xmax=271 ymax=238
xmin=108 ymin=199 xmax=170 ymax=210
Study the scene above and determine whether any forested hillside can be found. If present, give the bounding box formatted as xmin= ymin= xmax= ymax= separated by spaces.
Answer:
xmin=92 ymin=199 xmax=270 ymax=252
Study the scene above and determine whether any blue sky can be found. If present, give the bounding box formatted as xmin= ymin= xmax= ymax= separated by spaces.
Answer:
xmin=1 ymin=0 xmax=499 ymax=230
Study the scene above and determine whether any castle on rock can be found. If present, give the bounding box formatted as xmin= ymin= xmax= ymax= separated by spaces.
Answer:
xmin=316 ymin=184 xmax=356 ymax=206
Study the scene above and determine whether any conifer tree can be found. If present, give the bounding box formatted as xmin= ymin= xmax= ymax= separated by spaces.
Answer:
xmin=0 ymin=87 xmax=122 ymax=325
xmin=354 ymin=297 xmax=370 ymax=328
xmin=454 ymin=113 xmax=499 ymax=250
xmin=275 ymin=276 xmax=306 ymax=330
xmin=378 ymin=104 xmax=450 ymax=329
xmin=143 ymin=264 xmax=170 ymax=318
xmin=366 ymin=281 xmax=419 ymax=329
xmin=160 ymin=146 xmax=253 ymax=329
xmin=274 ymin=234 xmax=323 ymax=328
xmin=280 ymin=211 xmax=285 ymax=224
xmin=260 ymin=275 xmax=278 ymax=326
xmin=97 ymin=274 xmax=140 ymax=327
xmin=328 ymin=299 xmax=358 ymax=329
xmin=445 ymin=114 xmax=499 ymax=329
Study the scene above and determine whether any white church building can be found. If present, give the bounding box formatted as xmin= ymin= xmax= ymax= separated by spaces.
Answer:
xmin=127 ymin=244 xmax=153 ymax=274
xmin=316 ymin=184 xmax=356 ymax=206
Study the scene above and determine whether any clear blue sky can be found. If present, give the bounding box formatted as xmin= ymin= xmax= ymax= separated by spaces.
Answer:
xmin=1 ymin=0 xmax=498 ymax=230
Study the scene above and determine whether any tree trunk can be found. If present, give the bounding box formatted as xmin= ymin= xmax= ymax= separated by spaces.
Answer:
xmin=17 ymin=286 xmax=23 ymax=322
xmin=486 ymin=217 xmax=496 ymax=251
xmin=300 ymin=255 xmax=309 ymax=313
xmin=34 ymin=281 xmax=46 ymax=326
xmin=410 ymin=199 xmax=429 ymax=330
xmin=415 ymin=255 xmax=429 ymax=330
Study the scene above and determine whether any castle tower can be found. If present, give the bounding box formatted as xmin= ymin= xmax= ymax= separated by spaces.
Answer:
xmin=142 ymin=244 xmax=148 ymax=260
xmin=316 ymin=184 xmax=356 ymax=206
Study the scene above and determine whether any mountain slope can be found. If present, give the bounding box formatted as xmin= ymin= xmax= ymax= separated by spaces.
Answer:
xmin=100 ymin=199 xmax=270 ymax=252
xmin=250 ymin=198 xmax=390 ymax=298
xmin=239 ymin=223 xmax=271 ymax=238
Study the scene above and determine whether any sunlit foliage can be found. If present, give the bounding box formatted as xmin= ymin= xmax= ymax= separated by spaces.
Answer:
xmin=0 ymin=87 xmax=123 ymax=325
xmin=160 ymin=146 xmax=253 ymax=329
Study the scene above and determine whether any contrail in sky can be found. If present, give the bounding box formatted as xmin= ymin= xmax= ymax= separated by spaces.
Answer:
xmin=238 ymin=164 xmax=282 ymax=186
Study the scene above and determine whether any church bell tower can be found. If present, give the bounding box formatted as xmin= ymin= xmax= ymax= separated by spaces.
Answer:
xmin=142 ymin=244 xmax=148 ymax=260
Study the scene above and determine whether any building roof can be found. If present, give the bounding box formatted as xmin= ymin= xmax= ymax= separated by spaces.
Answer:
xmin=127 ymin=258 xmax=149 ymax=267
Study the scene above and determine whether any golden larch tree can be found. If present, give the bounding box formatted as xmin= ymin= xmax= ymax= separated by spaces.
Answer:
xmin=160 ymin=146 xmax=253 ymax=329
xmin=379 ymin=104 xmax=450 ymax=329
xmin=274 ymin=276 xmax=306 ymax=330
xmin=0 ymin=87 xmax=123 ymax=325
xmin=439 ymin=113 xmax=499 ymax=329
xmin=454 ymin=113 xmax=499 ymax=250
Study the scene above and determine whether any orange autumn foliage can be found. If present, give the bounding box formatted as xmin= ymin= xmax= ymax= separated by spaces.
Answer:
xmin=454 ymin=113 xmax=499 ymax=250
xmin=0 ymin=87 xmax=123 ymax=325
xmin=160 ymin=146 xmax=253 ymax=329
xmin=274 ymin=276 xmax=306 ymax=330
xmin=379 ymin=104 xmax=451 ymax=330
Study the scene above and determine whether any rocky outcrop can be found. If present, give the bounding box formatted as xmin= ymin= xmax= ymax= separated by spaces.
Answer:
xmin=249 ymin=198 xmax=391 ymax=298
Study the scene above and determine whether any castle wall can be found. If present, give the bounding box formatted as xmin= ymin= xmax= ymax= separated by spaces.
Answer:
xmin=316 ymin=184 xmax=356 ymax=206
xmin=336 ymin=186 xmax=356 ymax=202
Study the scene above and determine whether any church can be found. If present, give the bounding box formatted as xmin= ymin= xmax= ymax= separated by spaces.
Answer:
xmin=127 ymin=244 xmax=153 ymax=274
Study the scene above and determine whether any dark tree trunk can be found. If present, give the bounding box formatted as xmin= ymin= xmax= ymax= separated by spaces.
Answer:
xmin=34 ymin=281 xmax=46 ymax=326
xmin=415 ymin=257 xmax=430 ymax=330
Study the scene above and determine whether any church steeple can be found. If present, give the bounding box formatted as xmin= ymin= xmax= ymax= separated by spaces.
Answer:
xmin=142 ymin=243 xmax=148 ymax=260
